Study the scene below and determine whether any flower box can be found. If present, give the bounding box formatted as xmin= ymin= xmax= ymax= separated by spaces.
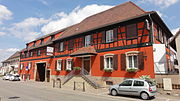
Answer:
xmin=66 ymin=68 xmax=71 ymax=71
xmin=73 ymin=67 xmax=81 ymax=70
xmin=104 ymin=68 xmax=113 ymax=72
xmin=126 ymin=68 xmax=138 ymax=73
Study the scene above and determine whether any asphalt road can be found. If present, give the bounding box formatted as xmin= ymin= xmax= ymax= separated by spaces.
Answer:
xmin=0 ymin=79 xmax=179 ymax=101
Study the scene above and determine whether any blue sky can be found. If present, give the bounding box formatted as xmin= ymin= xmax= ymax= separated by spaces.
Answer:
xmin=0 ymin=0 xmax=179 ymax=63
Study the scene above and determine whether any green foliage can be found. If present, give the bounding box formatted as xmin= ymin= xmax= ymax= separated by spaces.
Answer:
xmin=104 ymin=68 xmax=113 ymax=72
xmin=126 ymin=68 xmax=138 ymax=72
xmin=139 ymin=75 xmax=157 ymax=85
xmin=73 ymin=67 xmax=81 ymax=70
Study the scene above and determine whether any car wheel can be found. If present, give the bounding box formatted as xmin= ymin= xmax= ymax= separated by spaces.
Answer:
xmin=111 ymin=89 xmax=118 ymax=96
xmin=141 ymin=92 xmax=149 ymax=100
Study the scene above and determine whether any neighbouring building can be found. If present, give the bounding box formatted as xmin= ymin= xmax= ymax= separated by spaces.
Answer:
xmin=19 ymin=1 xmax=177 ymax=88
xmin=1 ymin=51 xmax=20 ymax=75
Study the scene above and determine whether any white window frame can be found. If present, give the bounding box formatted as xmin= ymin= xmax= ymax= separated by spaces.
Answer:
xmin=20 ymin=63 xmax=24 ymax=70
xmin=104 ymin=54 xmax=114 ymax=69
xmin=59 ymin=42 xmax=64 ymax=52
xmin=30 ymin=52 xmax=33 ymax=57
xmin=125 ymin=51 xmax=139 ymax=69
xmin=28 ymin=62 xmax=31 ymax=70
xmin=85 ymin=35 xmax=91 ymax=47
xmin=56 ymin=59 xmax=62 ymax=71
xmin=66 ymin=58 xmax=72 ymax=70
xmin=106 ymin=30 xmax=114 ymax=43
xmin=37 ymin=50 xmax=41 ymax=56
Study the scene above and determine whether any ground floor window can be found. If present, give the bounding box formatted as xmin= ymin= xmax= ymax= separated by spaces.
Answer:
xmin=104 ymin=54 xmax=114 ymax=69
xmin=126 ymin=51 xmax=139 ymax=69
xmin=66 ymin=58 xmax=73 ymax=71
xmin=56 ymin=59 xmax=62 ymax=71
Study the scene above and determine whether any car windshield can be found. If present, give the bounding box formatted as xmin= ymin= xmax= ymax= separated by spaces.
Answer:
xmin=15 ymin=75 xmax=19 ymax=77
xmin=146 ymin=80 xmax=155 ymax=86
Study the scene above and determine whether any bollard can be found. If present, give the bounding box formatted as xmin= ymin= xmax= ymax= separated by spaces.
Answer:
xmin=74 ymin=82 xmax=75 ymax=90
xmin=83 ymin=82 xmax=85 ymax=92
xmin=53 ymin=79 xmax=55 ymax=88
xmin=59 ymin=80 xmax=61 ymax=88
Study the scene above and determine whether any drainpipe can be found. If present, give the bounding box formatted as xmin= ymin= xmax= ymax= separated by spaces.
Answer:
xmin=149 ymin=14 xmax=154 ymax=44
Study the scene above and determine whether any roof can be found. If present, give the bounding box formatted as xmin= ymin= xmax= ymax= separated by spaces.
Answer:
xmin=70 ymin=46 xmax=97 ymax=57
xmin=1 ymin=51 xmax=20 ymax=63
xmin=169 ymin=29 xmax=180 ymax=51
xmin=55 ymin=1 xmax=146 ymax=40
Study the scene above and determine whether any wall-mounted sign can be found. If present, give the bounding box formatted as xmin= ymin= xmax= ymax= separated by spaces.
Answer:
xmin=46 ymin=46 xmax=54 ymax=56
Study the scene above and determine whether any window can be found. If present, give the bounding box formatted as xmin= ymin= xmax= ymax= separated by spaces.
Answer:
xmin=28 ymin=62 xmax=32 ymax=70
xmin=120 ymin=80 xmax=132 ymax=86
xmin=133 ymin=80 xmax=144 ymax=86
xmin=104 ymin=54 xmax=114 ymax=69
xmin=26 ymin=52 xmax=29 ymax=57
xmin=30 ymin=52 xmax=33 ymax=57
xmin=106 ymin=30 xmax=113 ymax=43
xmin=56 ymin=59 xmax=62 ymax=71
xmin=59 ymin=42 xmax=64 ymax=52
xmin=20 ymin=63 xmax=24 ymax=70
xmin=126 ymin=51 xmax=139 ymax=69
xmin=66 ymin=59 xmax=72 ymax=70
xmin=37 ymin=50 xmax=41 ymax=56
xmin=40 ymin=39 xmax=44 ymax=45
xmin=126 ymin=24 xmax=137 ymax=38
xmin=85 ymin=35 xmax=91 ymax=47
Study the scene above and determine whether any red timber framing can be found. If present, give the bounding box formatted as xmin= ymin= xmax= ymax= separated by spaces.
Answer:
xmin=19 ymin=1 xmax=176 ymax=82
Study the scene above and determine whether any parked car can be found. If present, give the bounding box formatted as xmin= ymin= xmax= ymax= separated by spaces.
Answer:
xmin=109 ymin=79 xmax=156 ymax=100
xmin=9 ymin=74 xmax=21 ymax=81
xmin=2 ymin=74 xmax=13 ymax=80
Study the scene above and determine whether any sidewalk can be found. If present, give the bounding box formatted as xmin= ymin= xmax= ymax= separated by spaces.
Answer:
xmin=21 ymin=80 xmax=180 ymax=100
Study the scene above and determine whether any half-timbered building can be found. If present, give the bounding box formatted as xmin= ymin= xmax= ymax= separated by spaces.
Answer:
xmin=19 ymin=1 xmax=177 ymax=87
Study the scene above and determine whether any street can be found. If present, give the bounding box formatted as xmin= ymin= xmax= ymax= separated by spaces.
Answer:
xmin=0 ymin=79 xmax=179 ymax=101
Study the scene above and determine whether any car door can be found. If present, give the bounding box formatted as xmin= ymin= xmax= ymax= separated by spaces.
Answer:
xmin=118 ymin=80 xmax=133 ymax=95
xmin=131 ymin=80 xmax=145 ymax=96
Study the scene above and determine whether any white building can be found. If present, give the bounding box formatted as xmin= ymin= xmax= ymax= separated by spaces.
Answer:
xmin=0 ymin=51 xmax=20 ymax=75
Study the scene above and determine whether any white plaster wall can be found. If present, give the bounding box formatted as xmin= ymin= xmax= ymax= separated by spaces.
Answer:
xmin=153 ymin=44 xmax=167 ymax=74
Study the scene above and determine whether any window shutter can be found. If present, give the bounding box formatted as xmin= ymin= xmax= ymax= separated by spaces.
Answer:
xmin=113 ymin=28 xmax=118 ymax=41
xmin=55 ymin=60 xmax=57 ymax=70
xmin=126 ymin=24 xmax=137 ymax=38
xmin=113 ymin=54 xmax=118 ymax=70
xmin=91 ymin=34 xmax=93 ymax=45
xmin=64 ymin=60 xmax=66 ymax=70
xmin=121 ymin=54 xmax=126 ymax=70
xmin=100 ymin=56 xmax=104 ymax=70
xmin=138 ymin=52 xmax=144 ymax=70
xmin=71 ymin=59 xmax=74 ymax=70
xmin=61 ymin=60 xmax=64 ymax=70
xmin=82 ymin=36 xmax=85 ymax=47
xmin=101 ymin=31 xmax=106 ymax=43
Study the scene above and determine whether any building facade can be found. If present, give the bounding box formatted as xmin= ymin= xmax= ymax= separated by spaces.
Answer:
xmin=19 ymin=2 xmax=176 ymax=86
xmin=1 ymin=51 xmax=20 ymax=75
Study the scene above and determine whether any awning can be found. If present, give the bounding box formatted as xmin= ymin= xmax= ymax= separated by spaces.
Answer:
xmin=70 ymin=46 xmax=97 ymax=57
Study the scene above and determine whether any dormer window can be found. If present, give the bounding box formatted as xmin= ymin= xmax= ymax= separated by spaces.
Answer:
xmin=37 ymin=50 xmax=41 ymax=56
xmin=51 ymin=35 xmax=54 ymax=40
xmin=40 ymin=39 xmax=44 ymax=45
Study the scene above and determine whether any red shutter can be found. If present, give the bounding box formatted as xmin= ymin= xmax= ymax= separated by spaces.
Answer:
xmin=101 ymin=31 xmax=106 ymax=43
xmin=82 ymin=36 xmax=85 ymax=47
xmin=126 ymin=24 xmax=137 ymax=38
xmin=113 ymin=54 xmax=118 ymax=70
xmin=91 ymin=34 xmax=93 ymax=45
xmin=113 ymin=28 xmax=118 ymax=41
xmin=55 ymin=60 xmax=57 ymax=70
xmin=121 ymin=54 xmax=126 ymax=70
xmin=71 ymin=59 xmax=74 ymax=70
xmin=61 ymin=60 xmax=64 ymax=70
xmin=64 ymin=60 xmax=66 ymax=70
xmin=138 ymin=52 xmax=144 ymax=70
xmin=100 ymin=56 xmax=104 ymax=70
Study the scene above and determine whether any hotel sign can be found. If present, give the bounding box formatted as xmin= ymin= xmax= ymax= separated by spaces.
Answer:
xmin=46 ymin=46 xmax=54 ymax=56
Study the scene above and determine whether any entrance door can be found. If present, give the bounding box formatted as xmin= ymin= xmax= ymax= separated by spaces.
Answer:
xmin=83 ymin=57 xmax=90 ymax=75
xmin=36 ymin=63 xmax=46 ymax=82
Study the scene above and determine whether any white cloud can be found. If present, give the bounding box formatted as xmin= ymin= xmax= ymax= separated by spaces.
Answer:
xmin=38 ymin=0 xmax=48 ymax=6
xmin=0 ymin=32 xmax=5 ymax=36
xmin=0 ymin=5 xmax=13 ymax=24
xmin=140 ymin=0 xmax=179 ymax=8
xmin=0 ymin=48 xmax=20 ymax=65
xmin=41 ymin=4 xmax=113 ymax=34
xmin=171 ymin=27 xmax=180 ymax=35
xmin=7 ymin=17 xmax=49 ymax=41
